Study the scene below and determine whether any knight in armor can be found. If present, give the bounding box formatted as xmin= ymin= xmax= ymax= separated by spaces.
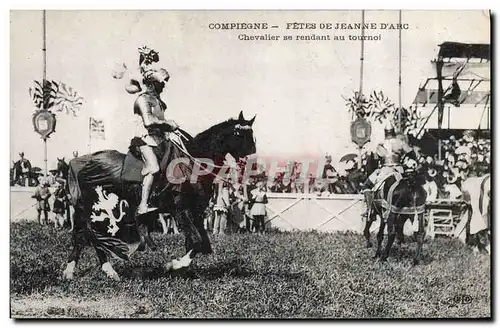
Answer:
xmin=362 ymin=121 xmax=411 ymax=218
xmin=128 ymin=46 xmax=179 ymax=215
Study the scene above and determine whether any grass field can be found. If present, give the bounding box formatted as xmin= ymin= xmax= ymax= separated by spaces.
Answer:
xmin=10 ymin=221 xmax=491 ymax=319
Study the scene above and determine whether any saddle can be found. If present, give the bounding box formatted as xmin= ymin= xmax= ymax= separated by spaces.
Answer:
xmin=120 ymin=134 xmax=193 ymax=189
xmin=121 ymin=151 xmax=145 ymax=183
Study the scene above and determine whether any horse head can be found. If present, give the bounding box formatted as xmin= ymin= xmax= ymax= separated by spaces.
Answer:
xmin=189 ymin=110 xmax=257 ymax=164
xmin=228 ymin=111 xmax=257 ymax=160
xmin=56 ymin=157 xmax=69 ymax=178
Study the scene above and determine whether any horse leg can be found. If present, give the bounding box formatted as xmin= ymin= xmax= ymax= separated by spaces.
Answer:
xmin=374 ymin=218 xmax=386 ymax=258
xmin=381 ymin=214 xmax=397 ymax=262
xmin=95 ymin=248 xmax=121 ymax=281
xmin=219 ymin=212 xmax=228 ymax=235
xmin=145 ymin=223 xmax=158 ymax=251
xmin=413 ymin=213 xmax=425 ymax=265
xmin=62 ymin=224 xmax=86 ymax=280
xmin=364 ymin=210 xmax=377 ymax=248
xmin=213 ymin=211 xmax=221 ymax=234
xmin=396 ymin=218 xmax=405 ymax=245
xmin=158 ymin=213 xmax=168 ymax=235
xmin=167 ymin=208 xmax=211 ymax=271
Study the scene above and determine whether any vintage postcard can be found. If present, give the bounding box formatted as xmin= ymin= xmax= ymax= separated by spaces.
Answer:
xmin=10 ymin=10 xmax=491 ymax=319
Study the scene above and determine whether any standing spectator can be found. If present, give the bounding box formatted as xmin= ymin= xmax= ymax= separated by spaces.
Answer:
xmin=423 ymin=167 xmax=439 ymax=202
xmin=213 ymin=179 xmax=232 ymax=235
xmin=14 ymin=152 xmax=32 ymax=186
xmin=224 ymin=182 xmax=246 ymax=233
xmin=32 ymin=178 xmax=51 ymax=225
xmin=243 ymin=177 xmax=257 ymax=232
xmin=52 ymin=179 xmax=69 ymax=229
xmin=443 ymin=168 xmax=462 ymax=200
xmin=250 ymin=181 xmax=268 ymax=233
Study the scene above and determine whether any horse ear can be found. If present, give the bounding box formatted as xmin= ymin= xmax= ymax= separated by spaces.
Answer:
xmin=57 ymin=157 xmax=61 ymax=161
xmin=238 ymin=111 xmax=244 ymax=121
xmin=62 ymin=157 xmax=65 ymax=161
xmin=248 ymin=114 xmax=256 ymax=126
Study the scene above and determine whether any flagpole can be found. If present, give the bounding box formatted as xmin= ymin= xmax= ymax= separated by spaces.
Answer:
xmin=88 ymin=117 xmax=92 ymax=154
xmin=358 ymin=10 xmax=365 ymax=170
xmin=42 ymin=9 xmax=48 ymax=177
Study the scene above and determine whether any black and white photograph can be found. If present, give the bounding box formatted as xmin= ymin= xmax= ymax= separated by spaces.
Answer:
xmin=8 ymin=9 xmax=491 ymax=319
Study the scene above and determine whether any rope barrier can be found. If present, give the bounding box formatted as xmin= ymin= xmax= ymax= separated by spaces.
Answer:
xmin=12 ymin=203 xmax=37 ymax=220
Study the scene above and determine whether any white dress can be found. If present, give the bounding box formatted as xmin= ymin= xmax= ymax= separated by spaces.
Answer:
xmin=213 ymin=183 xmax=230 ymax=213
xmin=250 ymin=189 xmax=267 ymax=216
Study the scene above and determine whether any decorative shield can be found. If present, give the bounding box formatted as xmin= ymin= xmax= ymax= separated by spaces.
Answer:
xmin=32 ymin=110 xmax=57 ymax=139
xmin=350 ymin=117 xmax=371 ymax=148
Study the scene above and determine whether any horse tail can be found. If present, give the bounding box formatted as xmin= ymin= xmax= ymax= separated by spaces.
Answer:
xmin=67 ymin=160 xmax=82 ymax=207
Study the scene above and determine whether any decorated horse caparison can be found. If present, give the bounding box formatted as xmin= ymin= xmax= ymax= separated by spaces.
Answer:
xmin=62 ymin=111 xmax=256 ymax=280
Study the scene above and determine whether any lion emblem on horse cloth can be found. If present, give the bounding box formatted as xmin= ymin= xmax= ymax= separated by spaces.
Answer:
xmin=67 ymin=134 xmax=196 ymax=261
xmin=91 ymin=186 xmax=129 ymax=237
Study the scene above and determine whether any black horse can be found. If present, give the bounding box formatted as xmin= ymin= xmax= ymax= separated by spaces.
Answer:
xmin=56 ymin=157 xmax=70 ymax=180
xmin=62 ymin=111 xmax=256 ymax=280
xmin=363 ymin=154 xmax=428 ymax=264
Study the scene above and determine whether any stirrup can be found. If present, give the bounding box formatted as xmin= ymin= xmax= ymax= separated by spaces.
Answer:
xmin=137 ymin=206 xmax=158 ymax=215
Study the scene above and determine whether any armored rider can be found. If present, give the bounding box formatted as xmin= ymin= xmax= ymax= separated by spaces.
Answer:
xmin=362 ymin=121 xmax=411 ymax=217
xmin=128 ymin=46 xmax=179 ymax=215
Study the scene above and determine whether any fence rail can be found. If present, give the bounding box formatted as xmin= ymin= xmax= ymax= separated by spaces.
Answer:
xmin=10 ymin=188 xmax=465 ymax=239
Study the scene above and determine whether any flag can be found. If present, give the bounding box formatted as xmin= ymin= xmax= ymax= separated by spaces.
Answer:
xmin=29 ymin=80 xmax=57 ymax=110
xmin=29 ymin=80 xmax=83 ymax=116
xmin=53 ymin=82 xmax=84 ymax=116
xmin=89 ymin=117 xmax=105 ymax=139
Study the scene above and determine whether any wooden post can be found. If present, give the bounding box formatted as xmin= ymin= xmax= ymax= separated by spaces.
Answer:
xmin=358 ymin=146 xmax=363 ymax=170
xmin=359 ymin=10 xmax=365 ymax=96
xmin=42 ymin=10 xmax=48 ymax=177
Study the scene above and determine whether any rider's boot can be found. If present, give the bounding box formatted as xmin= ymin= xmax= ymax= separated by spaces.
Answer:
xmin=137 ymin=173 xmax=158 ymax=215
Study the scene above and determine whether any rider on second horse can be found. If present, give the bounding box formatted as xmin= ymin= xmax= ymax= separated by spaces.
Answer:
xmin=128 ymin=46 xmax=179 ymax=215
xmin=362 ymin=121 xmax=412 ymax=217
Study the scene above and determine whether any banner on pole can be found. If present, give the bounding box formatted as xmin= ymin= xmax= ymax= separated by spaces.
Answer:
xmin=89 ymin=117 xmax=105 ymax=140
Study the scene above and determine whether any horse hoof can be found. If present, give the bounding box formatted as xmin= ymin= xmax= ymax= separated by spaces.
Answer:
xmin=366 ymin=242 xmax=373 ymax=248
xmin=413 ymin=259 xmax=420 ymax=266
xmin=373 ymin=253 xmax=380 ymax=259
xmin=165 ymin=262 xmax=174 ymax=272
xmin=109 ymin=273 xmax=121 ymax=281
xmin=171 ymin=259 xmax=183 ymax=270
xmin=62 ymin=270 xmax=74 ymax=280
xmin=380 ymin=257 xmax=388 ymax=262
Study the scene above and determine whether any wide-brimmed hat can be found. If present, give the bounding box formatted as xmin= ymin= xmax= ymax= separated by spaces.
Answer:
xmin=55 ymin=177 xmax=66 ymax=186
